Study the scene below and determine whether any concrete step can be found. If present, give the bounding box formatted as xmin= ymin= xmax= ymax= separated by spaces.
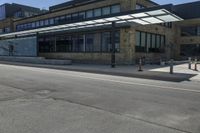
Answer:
xmin=0 ymin=56 xmax=72 ymax=65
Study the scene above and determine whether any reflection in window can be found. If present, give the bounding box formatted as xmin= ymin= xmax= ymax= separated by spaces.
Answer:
xmin=79 ymin=12 xmax=85 ymax=20
xmin=49 ymin=18 xmax=54 ymax=25
xmin=40 ymin=20 xmax=44 ymax=27
xmin=72 ymin=35 xmax=84 ymax=52
xmin=66 ymin=15 xmax=71 ymax=22
xmin=101 ymin=31 xmax=120 ymax=52
xmin=59 ymin=16 xmax=66 ymax=23
xmin=85 ymin=34 xmax=94 ymax=52
xmin=45 ymin=19 xmax=49 ymax=26
xmin=102 ymin=32 xmax=111 ymax=52
xmin=86 ymin=10 xmax=93 ymax=18
xmin=181 ymin=44 xmax=200 ymax=57
xmin=102 ymin=7 xmax=110 ymax=15
xmin=111 ymin=5 xmax=120 ymax=14
xmin=181 ymin=26 xmax=199 ymax=36
xmin=16 ymin=4 xmax=121 ymax=31
xmin=136 ymin=4 xmax=146 ymax=9
xmin=94 ymin=8 xmax=101 ymax=17
xmin=36 ymin=21 xmax=40 ymax=27
xmin=32 ymin=22 xmax=36 ymax=28
xmin=135 ymin=31 xmax=165 ymax=53
xmin=39 ymin=37 xmax=56 ymax=52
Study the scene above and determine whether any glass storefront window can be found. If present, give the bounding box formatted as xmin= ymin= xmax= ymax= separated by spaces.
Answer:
xmin=39 ymin=31 xmax=120 ymax=53
xmin=136 ymin=31 xmax=165 ymax=53
xmin=156 ymin=35 xmax=161 ymax=49
xmin=86 ymin=34 xmax=94 ymax=52
xmin=101 ymin=32 xmax=111 ymax=52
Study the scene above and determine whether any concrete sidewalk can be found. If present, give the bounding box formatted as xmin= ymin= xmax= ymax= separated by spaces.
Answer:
xmin=0 ymin=61 xmax=199 ymax=82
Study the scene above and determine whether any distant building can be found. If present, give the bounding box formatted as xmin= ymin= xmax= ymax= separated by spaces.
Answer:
xmin=0 ymin=3 xmax=45 ymax=34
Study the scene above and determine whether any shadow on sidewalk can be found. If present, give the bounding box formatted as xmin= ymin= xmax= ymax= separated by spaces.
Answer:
xmin=0 ymin=61 xmax=197 ymax=82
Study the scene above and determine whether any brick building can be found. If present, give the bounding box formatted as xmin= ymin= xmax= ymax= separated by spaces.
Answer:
xmin=0 ymin=0 xmax=199 ymax=64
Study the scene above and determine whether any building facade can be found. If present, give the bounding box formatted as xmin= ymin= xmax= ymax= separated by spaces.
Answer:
xmin=0 ymin=3 xmax=45 ymax=34
xmin=0 ymin=0 xmax=199 ymax=64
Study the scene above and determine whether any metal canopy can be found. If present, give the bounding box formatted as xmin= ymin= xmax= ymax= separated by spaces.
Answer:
xmin=0 ymin=4 xmax=183 ymax=38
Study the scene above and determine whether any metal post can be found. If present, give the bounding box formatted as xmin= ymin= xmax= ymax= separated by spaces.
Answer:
xmin=188 ymin=57 xmax=191 ymax=69
xmin=36 ymin=32 xmax=39 ymax=57
xmin=111 ymin=22 xmax=116 ymax=68
xmin=138 ymin=58 xmax=143 ymax=71
xmin=170 ymin=59 xmax=174 ymax=74
xmin=194 ymin=58 xmax=198 ymax=71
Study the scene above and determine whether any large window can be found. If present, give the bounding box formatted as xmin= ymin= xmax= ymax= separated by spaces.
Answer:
xmin=39 ymin=31 xmax=120 ymax=53
xmin=79 ymin=12 xmax=85 ymax=20
xmin=39 ymin=37 xmax=56 ymax=53
xmin=59 ymin=16 xmax=66 ymax=24
xmin=56 ymin=36 xmax=68 ymax=52
xmin=0 ymin=29 xmax=3 ymax=34
xmin=102 ymin=7 xmax=111 ymax=15
xmin=0 ymin=5 xmax=6 ymax=20
xmin=86 ymin=10 xmax=93 ymax=18
xmin=111 ymin=5 xmax=120 ymax=14
xmin=101 ymin=31 xmax=120 ymax=52
xmin=85 ymin=34 xmax=94 ymax=52
xmin=66 ymin=15 xmax=71 ymax=22
xmin=44 ymin=19 xmax=49 ymax=26
xmin=40 ymin=20 xmax=44 ymax=27
xmin=102 ymin=32 xmax=111 ymax=52
xmin=49 ymin=18 xmax=54 ymax=25
xmin=72 ymin=35 xmax=85 ymax=52
xmin=94 ymin=8 xmax=101 ymax=17
xmin=198 ymin=26 xmax=200 ymax=36
xmin=136 ymin=31 xmax=165 ymax=53
xmin=16 ymin=4 xmax=121 ymax=31
xmin=31 ymin=22 xmax=36 ymax=28
xmin=181 ymin=26 xmax=200 ymax=36
xmin=180 ymin=44 xmax=200 ymax=56
xmin=36 ymin=21 xmax=40 ymax=27
xmin=4 ymin=27 xmax=10 ymax=33
xmin=71 ymin=13 xmax=79 ymax=21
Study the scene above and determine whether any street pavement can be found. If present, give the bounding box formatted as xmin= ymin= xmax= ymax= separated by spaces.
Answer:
xmin=0 ymin=63 xmax=200 ymax=133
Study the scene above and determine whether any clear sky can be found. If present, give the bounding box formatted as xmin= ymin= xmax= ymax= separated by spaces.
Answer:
xmin=0 ymin=0 xmax=198 ymax=9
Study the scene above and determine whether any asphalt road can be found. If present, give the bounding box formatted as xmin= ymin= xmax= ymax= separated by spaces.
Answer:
xmin=0 ymin=63 xmax=200 ymax=133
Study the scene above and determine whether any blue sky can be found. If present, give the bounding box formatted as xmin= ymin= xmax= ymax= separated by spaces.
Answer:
xmin=0 ymin=0 xmax=198 ymax=9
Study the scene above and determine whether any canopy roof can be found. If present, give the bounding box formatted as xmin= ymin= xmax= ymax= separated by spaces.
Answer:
xmin=0 ymin=4 xmax=183 ymax=38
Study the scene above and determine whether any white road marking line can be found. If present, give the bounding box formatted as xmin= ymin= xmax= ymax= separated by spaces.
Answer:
xmin=1 ymin=64 xmax=200 ymax=94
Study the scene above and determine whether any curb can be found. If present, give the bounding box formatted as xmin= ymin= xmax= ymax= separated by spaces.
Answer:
xmin=0 ymin=61 xmax=193 ymax=82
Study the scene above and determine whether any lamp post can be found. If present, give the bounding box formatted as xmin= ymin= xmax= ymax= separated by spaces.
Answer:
xmin=111 ymin=22 xmax=116 ymax=68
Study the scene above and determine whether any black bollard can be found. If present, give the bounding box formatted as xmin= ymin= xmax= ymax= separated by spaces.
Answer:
xmin=194 ymin=58 xmax=198 ymax=71
xmin=138 ymin=58 xmax=143 ymax=72
xmin=170 ymin=59 xmax=174 ymax=74
xmin=188 ymin=57 xmax=192 ymax=69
